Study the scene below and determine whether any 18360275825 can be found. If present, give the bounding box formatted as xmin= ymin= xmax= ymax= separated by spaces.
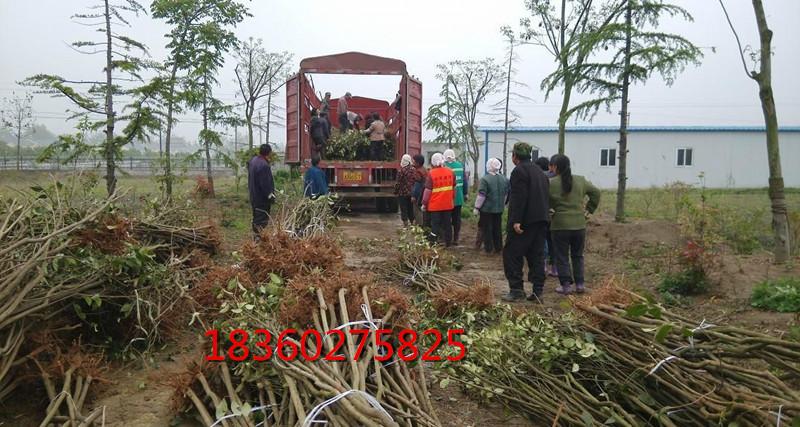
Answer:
xmin=204 ymin=328 xmax=466 ymax=363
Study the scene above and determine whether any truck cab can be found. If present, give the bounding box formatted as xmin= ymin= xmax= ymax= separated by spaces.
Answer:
xmin=285 ymin=52 xmax=422 ymax=211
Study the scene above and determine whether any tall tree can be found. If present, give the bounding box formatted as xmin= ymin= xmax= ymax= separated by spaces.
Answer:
xmin=542 ymin=0 xmax=701 ymax=222
xmin=424 ymin=76 xmax=462 ymax=151
xmin=23 ymin=0 xmax=154 ymax=195
xmin=182 ymin=6 xmax=246 ymax=198
xmin=497 ymin=26 xmax=532 ymax=174
xmin=151 ymin=0 xmax=250 ymax=197
xmin=233 ymin=38 xmax=292 ymax=149
xmin=719 ymin=0 xmax=791 ymax=261
xmin=521 ymin=0 xmax=624 ymax=154
xmin=0 ymin=92 xmax=35 ymax=171
xmin=427 ymin=59 xmax=504 ymax=188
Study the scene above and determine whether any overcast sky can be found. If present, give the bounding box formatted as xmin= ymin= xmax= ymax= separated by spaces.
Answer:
xmin=1 ymin=0 xmax=799 ymax=150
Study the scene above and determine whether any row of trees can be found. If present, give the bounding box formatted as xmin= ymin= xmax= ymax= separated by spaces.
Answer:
xmin=18 ymin=0 xmax=293 ymax=198
xmin=425 ymin=0 xmax=790 ymax=262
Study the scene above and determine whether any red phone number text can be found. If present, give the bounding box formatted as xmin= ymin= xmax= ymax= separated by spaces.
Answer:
xmin=205 ymin=328 xmax=466 ymax=362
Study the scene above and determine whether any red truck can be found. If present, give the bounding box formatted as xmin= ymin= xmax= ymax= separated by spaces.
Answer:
xmin=285 ymin=52 xmax=422 ymax=211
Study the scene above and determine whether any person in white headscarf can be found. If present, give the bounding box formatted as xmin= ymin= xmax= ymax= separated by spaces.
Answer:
xmin=422 ymin=152 xmax=456 ymax=246
xmin=473 ymin=158 xmax=508 ymax=254
xmin=394 ymin=154 xmax=417 ymax=226
xmin=442 ymin=149 xmax=468 ymax=245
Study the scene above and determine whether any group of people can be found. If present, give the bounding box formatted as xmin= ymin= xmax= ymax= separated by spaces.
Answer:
xmin=310 ymin=91 xmax=388 ymax=161
xmin=395 ymin=142 xmax=601 ymax=302
xmin=394 ymin=149 xmax=468 ymax=246
xmin=249 ymin=134 xmax=600 ymax=302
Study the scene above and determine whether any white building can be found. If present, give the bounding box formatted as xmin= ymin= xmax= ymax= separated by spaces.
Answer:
xmin=424 ymin=126 xmax=800 ymax=189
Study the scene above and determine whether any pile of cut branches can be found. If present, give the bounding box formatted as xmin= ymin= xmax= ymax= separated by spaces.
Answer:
xmin=176 ymin=287 xmax=437 ymax=427
xmin=0 ymin=179 xmax=219 ymax=414
xmin=175 ymin=219 xmax=439 ymax=426
xmin=381 ymin=226 xmax=464 ymax=293
xmin=326 ymin=128 xmax=395 ymax=161
xmin=268 ymin=193 xmax=339 ymax=238
xmin=427 ymin=278 xmax=800 ymax=426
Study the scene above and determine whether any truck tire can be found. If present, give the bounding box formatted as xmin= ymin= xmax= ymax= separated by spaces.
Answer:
xmin=386 ymin=198 xmax=398 ymax=214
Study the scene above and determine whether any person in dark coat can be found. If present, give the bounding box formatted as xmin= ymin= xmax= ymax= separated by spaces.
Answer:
xmin=248 ymin=144 xmax=276 ymax=238
xmin=535 ymin=156 xmax=557 ymax=277
xmin=303 ymin=155 xmax=329 ymax=198
xmin=310 ymin=109 xmax=329 ymax=159
xmin=502 ymin=142 xmax=550 ymax=302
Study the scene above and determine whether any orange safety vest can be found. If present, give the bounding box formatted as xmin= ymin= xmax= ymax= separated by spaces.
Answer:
xmin=428 ymin=167 xmax=455 ymax=212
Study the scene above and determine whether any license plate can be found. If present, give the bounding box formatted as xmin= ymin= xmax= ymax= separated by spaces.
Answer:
xmin=342 ymin=170 xmax=362 ymax=182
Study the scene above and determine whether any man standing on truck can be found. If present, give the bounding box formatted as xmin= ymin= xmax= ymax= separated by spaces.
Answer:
xmin=248 ymin=144 xmax=276 ymax=239
xmin=338 ymin=92 xmax=352 ymax=131
xmin=362 ymin=112 xmax=386 ymax=161
xmin=443 ymin=149 xmax=468 ymax=245
xmin=320 ymin=92 xmax=332 ymax=115
xmin=310 ymin=108 xmax=329 ymax=158
xmin=422 ymin=153 xmax=456 ymax=247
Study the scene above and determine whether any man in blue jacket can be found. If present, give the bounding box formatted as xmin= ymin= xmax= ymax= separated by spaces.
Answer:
xmin=304 ymin=155 xmax=329 ymax=198
xmin=248 ymin=144 xmax=275 ymax=238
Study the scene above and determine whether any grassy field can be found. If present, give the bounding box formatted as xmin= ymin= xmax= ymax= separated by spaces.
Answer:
xmin=3 ymin=170 xmax=798 ymax=254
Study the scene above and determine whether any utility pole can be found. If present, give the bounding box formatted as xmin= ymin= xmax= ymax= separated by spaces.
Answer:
xmin=615 ymin=0 xmax=632 ymax=223
xmin=502 ymin=40 xmax=514 ymax=176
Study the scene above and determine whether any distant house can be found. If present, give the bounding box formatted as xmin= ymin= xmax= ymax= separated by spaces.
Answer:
xmin=424 ymin=126 xmax=800 ymax=189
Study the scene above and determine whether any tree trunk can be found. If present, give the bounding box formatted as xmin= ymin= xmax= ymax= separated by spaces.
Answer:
xmin=266 ymin=81 xmax=273 ymax=144
xmin=164 ymin=61 xmax=179 ymax=198
xmin=557 ymin=79 xmax=572 ymax=154
xmin=752 ymin=0 xmax=790 ymax=261
xmin=615 ymin=0 xmax=632 ymax=223
xmin=203 ymin=97 xmax=215 ymax=198
xmin=158 ymin=125 xmax=163 ymax=158
xmin=246 ymin=101 xmax=254 ymax=150
xmin=103 ymin=0 xmax=116 ymax=196
xmin=502 ymin=43 xmax=513 ymax=175
xmin=15 ymin=117 xmax=21 ymax=171
xmin=445 ymin=82 xmax=453 ymax=149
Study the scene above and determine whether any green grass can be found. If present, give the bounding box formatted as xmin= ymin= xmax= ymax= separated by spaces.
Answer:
xmin=597 ymin=187 xmax=800 ymax=221
xmin=751 ymin=277 xmax=800 ymax=313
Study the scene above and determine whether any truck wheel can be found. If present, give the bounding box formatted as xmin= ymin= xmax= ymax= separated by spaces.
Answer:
xmin=386 ymin=198 xmax=398 ymax=213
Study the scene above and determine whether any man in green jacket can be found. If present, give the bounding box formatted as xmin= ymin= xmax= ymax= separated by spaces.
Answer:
xmin=443 ymin=149 xmax=468 ymax=245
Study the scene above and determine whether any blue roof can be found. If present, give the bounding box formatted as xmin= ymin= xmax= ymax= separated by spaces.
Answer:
xmin=477 ymin=125 xmax=800 ymax=133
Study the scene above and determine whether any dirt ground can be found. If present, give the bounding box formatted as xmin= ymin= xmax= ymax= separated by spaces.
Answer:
xmin=4 ymin=207 xmax=797 ymax=427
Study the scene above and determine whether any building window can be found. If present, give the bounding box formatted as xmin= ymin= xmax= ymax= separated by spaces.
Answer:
xmin=677 ymin=148 xmax=693 ymax=167
xmin=600 ymin=148 xmax=616 ymax=167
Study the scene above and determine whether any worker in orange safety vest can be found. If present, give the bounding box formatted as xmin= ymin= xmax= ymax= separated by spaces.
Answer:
xmin=422 ymin=152 xmax=456 ymax=247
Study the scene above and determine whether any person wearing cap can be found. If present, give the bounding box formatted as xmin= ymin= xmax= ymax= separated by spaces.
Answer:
xmin=422 ymin=153 xmax=456 ymax=247
xmin=443 ymin=149 xmax=468 ymax=245
xmin=394 ymin=154 xmax=417 ymax=226
xmin=338 ymin=92 xmax=352 ymax=131
xmin=473 ymin=158 xmax=508 ymax=254
xmin=502 ymin=142 xmax=550 ymax=302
